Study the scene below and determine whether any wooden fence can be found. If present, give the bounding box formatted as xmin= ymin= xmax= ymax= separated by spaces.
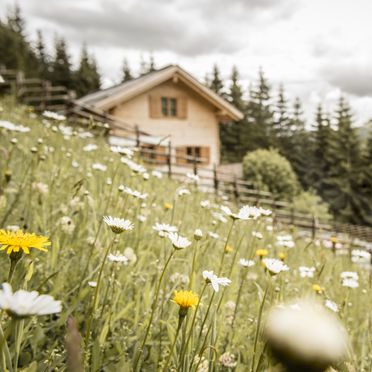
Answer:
xmin=1 ymin=66 xmax=372 ymax=244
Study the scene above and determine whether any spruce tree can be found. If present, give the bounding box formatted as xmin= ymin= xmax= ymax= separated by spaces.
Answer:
xmin=35 ymin=30 xmax=49 ymax=79
xmin=50 ymin=37 xmax=73 ymax=89
xmin=74 ymin=45 xmax=101 ymax=97
xmin=220 ymin=66 xmax=245 ymax=162
xmin=121 ymin=58 xmax=133 ymax=82
xmin=209 ymin=64 xmax=224 ymax=96
xmin=272 ymin=84 xmax=289 ymax=147
xmin=244 ymin=68 xmax=273 ymax=151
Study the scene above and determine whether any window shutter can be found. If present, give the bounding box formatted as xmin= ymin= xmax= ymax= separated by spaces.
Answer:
xmin=175 ymin=146 xmax=188 ymax=165
xmin=200 ymin=147 xmax=210 ymax=165
xmin=177 ymin=96 xmax=187 ymax=119
xmin=149 ymin=94 xmax=162 ymax=118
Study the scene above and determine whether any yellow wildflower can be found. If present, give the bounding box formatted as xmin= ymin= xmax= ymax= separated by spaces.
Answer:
xmin=225 ymin=245 xmax=234 ymax=254
xmin=330 ymin=236 xmax=337 ymax=244
xmin=0 ymin=230 xmax=50 ymax=255
xmin=278 ymin=252 xmax=286 ymax=261
xmin=173 ymin=290 xmax=198 ymax=309
xmin=312 ymin=284 xmax=323 ymax=294
xmin=256 ymin=249 xmax=269 ymax=258
xmin=164 ymin=202 xmax=173 ymax=210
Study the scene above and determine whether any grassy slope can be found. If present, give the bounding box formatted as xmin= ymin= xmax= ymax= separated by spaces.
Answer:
xmin=0 ymin=96 xmax=371 ymax=371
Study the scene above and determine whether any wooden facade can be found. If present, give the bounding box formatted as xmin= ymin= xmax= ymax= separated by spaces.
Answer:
xmin=77 ymin=65 xmax=243 ymax=167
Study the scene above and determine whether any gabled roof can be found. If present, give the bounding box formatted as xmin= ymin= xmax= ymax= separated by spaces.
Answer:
xmin=77 ymin=64 xmax=243 ymax=121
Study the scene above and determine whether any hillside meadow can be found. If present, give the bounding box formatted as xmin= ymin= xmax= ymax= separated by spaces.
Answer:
xmin=0 ymin=97 xmax=371 ymax=371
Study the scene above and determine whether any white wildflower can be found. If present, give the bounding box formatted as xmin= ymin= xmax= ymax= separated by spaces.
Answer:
xmin=194 ymin=229 xmax=203 ymax=240
xmin=325 ymin=299 xmax=339 ymax=313
xmin=92 ymin=163 xmax=107 ymax=172
xmin=83 ymin=144 xmax=98 ymax=152
xmin=263 ymin=258 xmax=289 ymax=275
xmin=153 ymin=223 xmax=178 ymax=234
xmin=0 ymin=120 xmax=30 ymax=133
xmin=298 ymin=266 xmax=315 ymax=278
xmin=168 ymin=233 xmax=191 ymax=250
xmin=208 ymin=231 xmax=220 ymax=240
xmin=202 ymin=270 xmax=231 ymax=292
xmin=122 ymin=186 xmax=148 ymax=199
xmin=0 ymin=283 xmax=61 ymax=318
xmin=103 ymin=216 xmax=134 ymax=234
xmin=219 ymin=352 xmax=237 ymax=368
xmin=32 ymin=182 xmax=49 ymax=194
xmin=58 ymin=216 xmax=75 ymax=235
xmin=42 ymin=110 xmax=66 ymax=121
xmin=108 ymin=253 xmax=129 ymax=264
xmin=239 ymin=258 xmax=255 ymax=268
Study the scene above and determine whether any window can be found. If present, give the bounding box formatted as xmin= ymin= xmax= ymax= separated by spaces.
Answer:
xmin=186 ymin=147 xmax=201 ymax=163
xmin=161 ymin=97 xmax=178 ymax=117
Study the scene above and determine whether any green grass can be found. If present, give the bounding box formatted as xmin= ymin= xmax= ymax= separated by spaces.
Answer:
xmin=0 ymin=96 xmax=371 ymax=371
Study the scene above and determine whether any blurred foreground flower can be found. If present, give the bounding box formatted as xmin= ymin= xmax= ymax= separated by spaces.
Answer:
xmin=0 ymin=283 xmax=61 ymax=318
xmin=264 ymin=299 xmax=348 ymax=371
xmin=0 ymin=229 xmax=50 ymax=255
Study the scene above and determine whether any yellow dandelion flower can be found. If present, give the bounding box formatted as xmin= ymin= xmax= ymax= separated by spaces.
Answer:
xmin=278 ymin=252 xmax=286 ymax=261
xmin=225 ymin=245 xmax=234 ymax=254
xmin=173 ymin=290 xmax=198 ymax=309
xmin=330 ymin=236 xmax=337 ymax=244
xmin=0 ymin=230 xmax=50 ymax=255
xmin=256 ymin=249 xmax=269 ymax=258
xmin=312 ymin=284 xmax=323 ymax=294
xmin=164 ymin=202 xmax=173 ymax=210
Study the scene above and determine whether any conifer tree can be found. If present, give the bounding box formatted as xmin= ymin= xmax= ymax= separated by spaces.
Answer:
xmin=121 ymin=58 xmax=133 ymax=82
xmin=272 ymin=84 xmax=289 ymax=147
xmin=74 ymin=45 xmax=101 ymax=97
xmin=209 ymin=64 xmax=224 ymax=96
xmin=244 ymin=68 xmax=273 ymax=150
xmin=148 ymin=53 xmax=156 ymax=72
xmin=35 ymin=30 xmax=49 ymax=79
xmin=220 ymin=65 xmax=245 ymax=162
xmin=50 ymin=37 xmax=73 ymax=89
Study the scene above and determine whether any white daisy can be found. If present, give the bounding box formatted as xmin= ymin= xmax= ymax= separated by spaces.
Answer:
xmin=252 ymin=231 xmax=263 ymax=239
xmin=110 ymin=146 xmax=134 ymax=158
xmin=177 ymin=188 xmax=191 ymax=196
xmin=152 ymin=223 xmax=178 ymax=234
xmin=200 ymin=200 xmax=211 ymax=209
xmin=88 ymin=281 xmax=97 ymax=288
xmin=83 ymin=143 xmax=98 ymax=152
xmin=299 ymin=266 xmax=316 ymax=278
xmin=340 ymin=271 xmax=358 ymax=281
xmin=202 ymin=270 xmax=231 ymax=292
xmin=103 ymin=216 xmax=134 ymax=234
xmin=324 ymin=300 xmax=339 ymax=313
xmin=0 ymin=120 xmax=30 ymax=133
xmin=108 ymin=253 xmax=129 ymax=264
xmin=92 ymin=163 xmax=107 ymax=172
xmin=342 ymin=278 xmax=359 ymax=288
xmin=168 ymin=233 xmax=191 ymax=250
xmin=151 ymin=170 xmax=163 ymax=178
xmin=121 ymin=157 xmax=146 ymax=174
xmin=42 ymin=110 xmax=66 ymax=121
xmin=122 ymin=186 xmax=148 ymax=199
xmin=0 ymin=283 xmax=61 ymax=318
xmin=186 ymin=173 xmax=199 ymax=183
xmin=239 ymin=258 xmax=255 ymax=268
xmin=194 ymin=229 xmax=203 ymax=240
xmin=263 ymin=258 xmax=289 ymax=275
xmin=351 ymin=249 xmax=371 ymax=263
xmin=208 ymin=231 xmax=220 ymax=240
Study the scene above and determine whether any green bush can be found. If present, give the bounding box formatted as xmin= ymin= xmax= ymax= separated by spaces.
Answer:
xmin=242 ymin=148 xmax=300 ymax=201
xmin=292 ymin=190 xmax=331 ymax=220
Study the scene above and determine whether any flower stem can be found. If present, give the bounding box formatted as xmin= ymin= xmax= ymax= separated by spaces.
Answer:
xmin=133 ymin=249 xmax=175 ymax=371
xmin=218 ymin=220 xmax=235 ymax=275
xmin=250 ymin=281 xmax=269 ymax=372
xmin=179 ymin=283 xmax=207 ymax=369
xmin=189 ymin=241 xmax=199 ymax=290
xmin=0 ymin=321 xmax=12 ymax=372
xmin=162 ymin=316 xmax=184 ymax=372
xmin=84 ymin=236 xmax=115 ymax=352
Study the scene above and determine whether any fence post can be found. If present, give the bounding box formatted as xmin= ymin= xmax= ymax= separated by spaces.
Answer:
xmin=290 ymin=206 xmax=295 ymax=225
xmin=167 ymin=141 xmax=172 ymax=178
xmin=311 ymin=215 xmax=317 ymax=240
xmin=233 ymin=175 xmax=239 ymax=202
xmin=213 ymin=163 xmax=219 ymax=194
xmin=135 ymin=125 xmax=140 ymax=148
xmin=193 ymin=155 xmax=198 ymax=175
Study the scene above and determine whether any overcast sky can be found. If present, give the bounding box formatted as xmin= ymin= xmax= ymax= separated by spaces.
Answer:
xmin=1 ymin=0 xmax=372 ymax=124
